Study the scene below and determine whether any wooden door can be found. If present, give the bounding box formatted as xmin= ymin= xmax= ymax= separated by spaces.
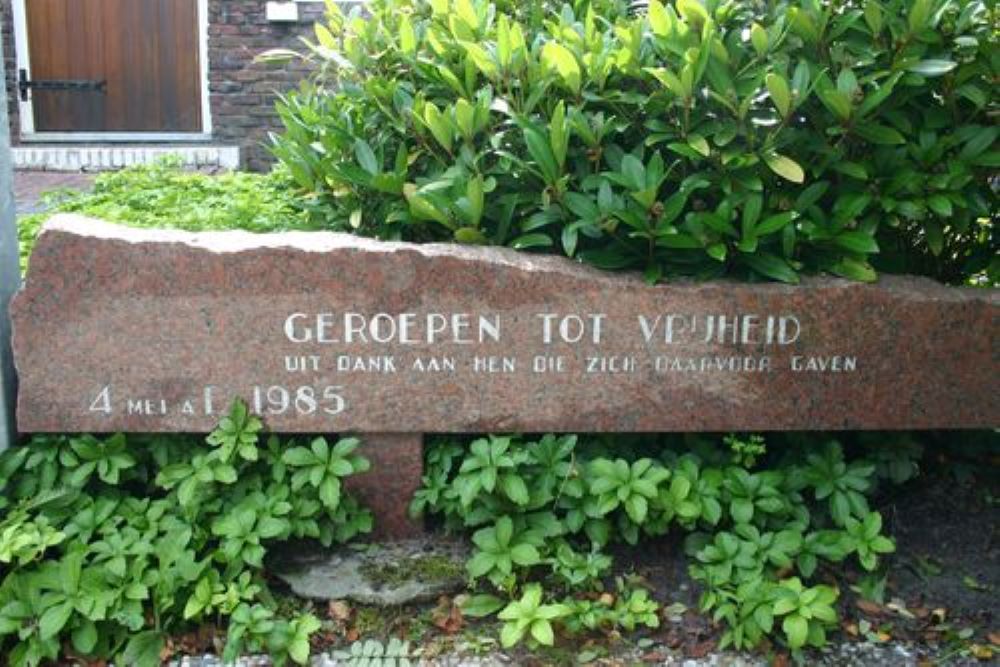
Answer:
xmin=24 ymin=0 xmax=202 ymax=133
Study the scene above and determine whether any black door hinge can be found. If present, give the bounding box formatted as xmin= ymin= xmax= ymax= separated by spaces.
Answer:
xmin=19 ymin=69 xmax=106 ymax=101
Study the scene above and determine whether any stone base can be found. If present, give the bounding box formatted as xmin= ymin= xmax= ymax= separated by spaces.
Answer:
xmin=345 ymin=433 xmax=424 ymax=539
xmin=272 ymin=537 xmax=469 ymax=606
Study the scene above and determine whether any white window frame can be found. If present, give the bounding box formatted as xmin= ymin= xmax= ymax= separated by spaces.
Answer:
xmin=11 ymin=0 xmax=213 ymax=142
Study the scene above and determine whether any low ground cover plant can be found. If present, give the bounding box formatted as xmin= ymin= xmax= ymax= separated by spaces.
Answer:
xmin=17 ymin=160 xmax=311 ymax=273
xmin=0 ymin=401 xmax=372 ymax=666
xmin=410 ymin=432 xmax=919 ymax=657
xmin=269 ymin=0 xmax=997 ymax=285
xmin=1 ymin=405 xmax=992 ymax=663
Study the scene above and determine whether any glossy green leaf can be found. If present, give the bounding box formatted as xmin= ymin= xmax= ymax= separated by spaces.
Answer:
xmin=756 ymin=212 xmax=795 ymax=236
xmin=927 ymin=195 xmax=952 ymax=217
xmin=423 ymin=103 xmax=453 ymax=153
xmin=542 ymin=42 xmax=581 ymax=94
xmin=854 ymin=124 xmax=905 ymax=145
xmin=751 ymin=23 xmax=769 ymax=55
xmin=462 ymin=594 xmax=505 ymax=617
xmin=463 ymin=42 xmax=498 ymax=78
xmin=816 ymin=87 xmax=852 ymax=121
xmin=958 ymin=126 xmax=998 ymax=161
xmin=531 ymin=619 xmax=555 ymax=645
xmin=648 ymin=0 xmax=672 ymax=36
xmin=511 ymin=233 xmax=553 ymax=249
xmin=688 ymin=133 xmax=710 ymax=157
xmin=399 ymin=14 xmax=416 ymax=55
xmin=742 ymin=194 xmax=762 ymax=240
xmin=833 ymin=231 xmax=879 ymax=254
xmin=657 ymin=233 xmax=702 ymax=249
xmin=864 ymin=0 xmax=883 ymax=33
xmin=454 ymin=0 xmax=479 ymax=32
xmin=523 ymin=125 xmax=560 ymax=186
xmin=764 ymin=153 xmax=805 ymax=183
xmin=856 ymin=72 xmax=901 ymax=117
xmin=354 ymin=139 xmax=378 ymax=176
xmin=677 ymin=0 xmax=709 ymax=27
xmin=454 ymin=227 xmax=488 ymax=244
xmin=742 ymin=252 xmax=800 ymax=284
xmin=832 ymin=257 xmax=877 ymax=282
xmin=124 ymin=632 xmax=165 ymax=667
xmin=908 ymin=59 xmax=957 ymax=77
xmin=39 ymin=602 xmax=72 ymax=639
xmin=783 ymin=614 xmax=809 ymax=649
xmin=71 ymin=619 xmax=98 ymax=654
xmin=766 ymin=73 xmax=791 ymax=117
xmin=707 ymin=243 xmax=727 ymax=262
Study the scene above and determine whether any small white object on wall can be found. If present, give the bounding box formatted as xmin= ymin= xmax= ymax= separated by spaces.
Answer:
xmin=265 ymin=1 xmax=299 ymax=22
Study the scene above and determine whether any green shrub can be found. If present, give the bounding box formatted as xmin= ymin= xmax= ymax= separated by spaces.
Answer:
xmin=0 ymin=401 xmax=372 ymax=667
xmin=268 ymin=0 xmax=997 ymax=285
xmin=18 ymin=160 xmax=313 ymax=273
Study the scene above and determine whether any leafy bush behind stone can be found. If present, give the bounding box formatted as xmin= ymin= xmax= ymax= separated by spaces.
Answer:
xmin=270 ymin=0 xmax=997 ymax=284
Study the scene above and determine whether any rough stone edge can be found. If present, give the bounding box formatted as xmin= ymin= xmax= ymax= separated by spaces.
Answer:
xmin=29 ymin=214 xmax=998 ymax=305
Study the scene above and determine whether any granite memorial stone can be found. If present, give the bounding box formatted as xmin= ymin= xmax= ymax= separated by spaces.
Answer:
xmin=12 ymin=215 xmax=999 ymax=435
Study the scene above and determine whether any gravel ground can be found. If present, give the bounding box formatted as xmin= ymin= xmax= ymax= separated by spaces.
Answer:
xmin=172 ymin=639 xmax=979 ymax=666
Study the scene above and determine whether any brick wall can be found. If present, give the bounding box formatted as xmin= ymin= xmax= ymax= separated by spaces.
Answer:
xmin=208 ymin=1 xmax=325 ymax=171
xmin=0 ymin=0 xmax=355 ymax=172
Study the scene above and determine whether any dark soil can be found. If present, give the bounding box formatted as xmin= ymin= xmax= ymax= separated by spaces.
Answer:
xmin=882 ymin=458 xmax=999 ymax=623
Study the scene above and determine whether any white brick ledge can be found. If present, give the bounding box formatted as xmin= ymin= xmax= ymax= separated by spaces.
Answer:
xmin=12 ymin=145 xmax=241 ymax=172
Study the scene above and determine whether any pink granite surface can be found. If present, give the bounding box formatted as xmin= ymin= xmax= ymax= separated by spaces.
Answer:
xmin=11 ymin=214 xmax=999 ymax=433
xmin=345 ymin=434 xmax=424 ymax=538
